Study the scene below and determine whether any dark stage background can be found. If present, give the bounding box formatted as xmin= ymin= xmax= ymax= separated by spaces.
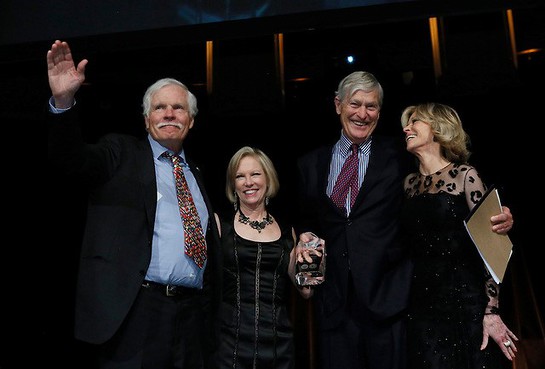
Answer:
xmin=1 ymin=0 xmax=544 ymax=368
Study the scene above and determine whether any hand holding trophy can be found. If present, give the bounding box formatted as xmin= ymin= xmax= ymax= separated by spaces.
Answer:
xmin=295 ymin=232 xmax=326 ymax=287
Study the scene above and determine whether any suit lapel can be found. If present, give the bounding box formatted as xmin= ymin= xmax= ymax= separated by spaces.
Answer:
xmin=137 ymin=140 xmax=158 ymax=236
xmin=315 ymin=146 xmax=349 ymax=215
xmin=317 ymin=147 xmax=333 ymax=196
xmin=352 ymin=136 xmax=391 ymax=211
xmin=186 ymin=158 xmax=213 ymax=216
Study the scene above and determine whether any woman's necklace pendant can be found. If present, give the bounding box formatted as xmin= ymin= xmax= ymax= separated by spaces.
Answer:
xmin=238 ymin=210 xmax=273 ymax=233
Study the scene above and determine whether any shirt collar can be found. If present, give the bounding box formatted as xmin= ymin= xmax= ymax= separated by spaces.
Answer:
xmin=148 ymin=134 xmax=187 ymax=164
xmin=336 ymin=131 xmax=372 ymax=156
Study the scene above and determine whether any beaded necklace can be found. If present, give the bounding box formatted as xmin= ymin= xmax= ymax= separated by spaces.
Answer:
xmin=237 ymin=209 xmax=273 ymax=233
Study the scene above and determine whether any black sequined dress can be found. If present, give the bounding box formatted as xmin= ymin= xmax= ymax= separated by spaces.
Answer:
xmin=215 ymin=216 xmax=295 ymax=369
xmin=400 ymin=163 xmax=503 ymax=369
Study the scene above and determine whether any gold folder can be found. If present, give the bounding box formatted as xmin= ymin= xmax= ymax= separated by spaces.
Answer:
xmin=463 ymin=186 xmax=513 ymax=283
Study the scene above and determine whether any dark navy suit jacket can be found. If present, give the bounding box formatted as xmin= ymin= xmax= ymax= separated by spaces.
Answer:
xmin=48 ymin=107 xmax=222 ymax=346
xmin=296 ymin=135 xmax=413 ymax=329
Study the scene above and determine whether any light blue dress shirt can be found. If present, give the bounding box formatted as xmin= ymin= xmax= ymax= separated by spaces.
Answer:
xmin=146 ymin=137 xmax=209 ymax=288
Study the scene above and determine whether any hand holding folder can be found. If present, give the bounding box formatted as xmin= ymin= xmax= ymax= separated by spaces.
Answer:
xmin=463 ymin=186 xmax=513 ymax=283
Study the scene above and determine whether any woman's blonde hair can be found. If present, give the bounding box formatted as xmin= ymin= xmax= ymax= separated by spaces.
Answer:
xmin=401 ymin=102 xmax=471 ymax=162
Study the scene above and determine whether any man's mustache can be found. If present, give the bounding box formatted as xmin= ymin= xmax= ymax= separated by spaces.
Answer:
xmin=157 ymin=122 xmax=183 ymax=129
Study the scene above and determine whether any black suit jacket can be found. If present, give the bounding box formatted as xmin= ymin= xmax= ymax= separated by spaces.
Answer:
xmin=296 ymin=135 xmax=413 ymax=329
xmin=48 ymin=107 xmax=222 ymax=345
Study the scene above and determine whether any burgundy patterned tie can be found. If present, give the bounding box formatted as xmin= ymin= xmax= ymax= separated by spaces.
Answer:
xmin=163 ymin=152 xmax=207 ymax=268
xmin=331 ymin=144 xmax=359 ymax=213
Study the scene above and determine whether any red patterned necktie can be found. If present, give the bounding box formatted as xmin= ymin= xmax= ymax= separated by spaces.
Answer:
xmin=331 ymin=144 xmax=359 ymax=213
xmin=163 ymin=152 xmax=207 ymax=268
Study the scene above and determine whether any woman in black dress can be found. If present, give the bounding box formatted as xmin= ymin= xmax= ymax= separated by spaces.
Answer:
xmin=399 ymin=103 xmax=518 ymax=369
xmin=214 ymin=146 xmax=314 ymax=369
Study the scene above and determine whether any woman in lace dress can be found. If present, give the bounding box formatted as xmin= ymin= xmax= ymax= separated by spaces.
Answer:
xmin=213 ymin=146 xmax=315 ymax=369
xmin=399 ymin=103 xmax=518 ymax=369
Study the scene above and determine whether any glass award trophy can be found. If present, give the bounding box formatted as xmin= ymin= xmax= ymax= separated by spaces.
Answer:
xmin=295 ymin=232 xmax=325 ymax=286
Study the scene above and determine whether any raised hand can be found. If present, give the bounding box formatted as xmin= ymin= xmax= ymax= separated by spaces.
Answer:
xmin=46 ymin=40 xmax=88 ymax=109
